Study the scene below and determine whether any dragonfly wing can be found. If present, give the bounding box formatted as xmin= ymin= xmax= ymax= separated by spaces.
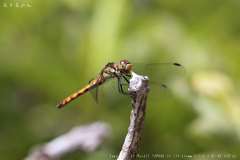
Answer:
xmin=147 ymin=81 xmax=172 ymax=103
xmin=131 ymin=63 xmax=186 ymax=83
xmin=101 ymin=76 xmax=172 ymax=104
xmin=89 ymin=76 xmax=100 ymax=103
xmin=101 ymin=77 xmax=132 ymax=104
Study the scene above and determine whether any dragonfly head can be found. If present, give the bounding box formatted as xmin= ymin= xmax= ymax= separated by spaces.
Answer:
xmin=119 ymin=60 xmax=132 ymax=74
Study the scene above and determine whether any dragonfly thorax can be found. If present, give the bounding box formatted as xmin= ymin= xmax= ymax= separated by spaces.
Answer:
xmin=119 ymin=60 xmax=132 ymax=75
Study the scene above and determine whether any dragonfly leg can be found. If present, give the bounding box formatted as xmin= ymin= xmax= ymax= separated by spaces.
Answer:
xmin=122 ymin=75 xmax=130 ymax=84
xmin=118 ymin=75 xmax=132 ymax=97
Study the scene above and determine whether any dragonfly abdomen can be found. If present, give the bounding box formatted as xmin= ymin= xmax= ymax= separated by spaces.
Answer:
xmin=57 ymin=84 xmax=91 ymax=108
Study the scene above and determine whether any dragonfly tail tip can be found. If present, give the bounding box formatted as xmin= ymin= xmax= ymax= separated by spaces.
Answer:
xmin=56 ymin=103 xmax=63 ymax=109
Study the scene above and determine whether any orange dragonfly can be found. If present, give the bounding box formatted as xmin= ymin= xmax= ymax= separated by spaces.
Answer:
xmin=57 ymin=60 xmax=185 ymax=108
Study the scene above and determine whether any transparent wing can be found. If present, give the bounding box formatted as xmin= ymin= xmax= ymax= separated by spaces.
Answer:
xmin=131 ymin=63 xmax=186 ymax=83
xmin=147 ymin=82 xmax=172 ymax=103
xmin=101 ymin=76 xmax=131 ymax=104
xmin=89 ymin=76 xmax=100 ymax=103
xmin=101 ymin=76 xmax=172 ymax=104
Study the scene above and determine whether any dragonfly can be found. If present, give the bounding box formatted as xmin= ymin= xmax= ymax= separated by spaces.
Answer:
xmin=56 ymin=60 xmax=185 ymax=108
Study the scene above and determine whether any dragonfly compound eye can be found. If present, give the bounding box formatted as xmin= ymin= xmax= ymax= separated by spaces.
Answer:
xmin=120 ymin=60 xmax=128 ymax=65
xmin=125 ymin=63 xmax=132 ymax=73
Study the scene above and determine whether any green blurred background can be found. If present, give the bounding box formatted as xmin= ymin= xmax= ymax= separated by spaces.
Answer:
xmin=1 ymin=0 xmax=240 ymax=159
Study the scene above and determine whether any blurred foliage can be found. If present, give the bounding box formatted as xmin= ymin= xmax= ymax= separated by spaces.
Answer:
xmin=1 ymin=0 xmax=240 ymax=159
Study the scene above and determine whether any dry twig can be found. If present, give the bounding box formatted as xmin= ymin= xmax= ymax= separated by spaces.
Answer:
xmin=25 ymin=122 xmax=111 ymax=160
xmin=117 ymin=71 xmax=149 ymax=160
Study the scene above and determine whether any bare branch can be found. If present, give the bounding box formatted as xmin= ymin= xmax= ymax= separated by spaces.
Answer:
xmin=117 ymin=71 xmax=149 ymax=160
xmin=25 ymin=122 xmax=111 ymax=160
